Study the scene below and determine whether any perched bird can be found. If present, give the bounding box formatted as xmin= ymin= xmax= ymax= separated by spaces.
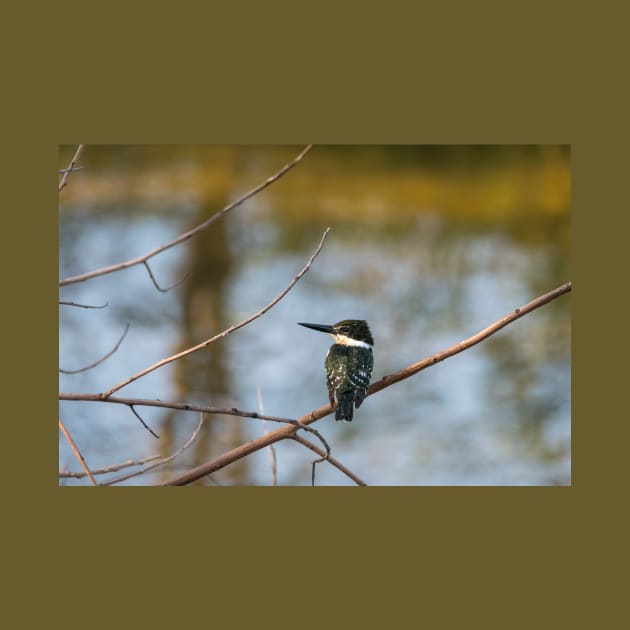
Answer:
xmin=298 ymin=320 xmax=374 ymax=422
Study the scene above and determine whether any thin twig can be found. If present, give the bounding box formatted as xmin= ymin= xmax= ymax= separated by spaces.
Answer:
xmin=60 ymin=323 xmax=130 ymax=374
xmin=160 ymin=281 xmax=571 ymax=485
xmin=59 ymin=418 xmax=97 ymax=485
xmin=143 ymin=261 xmax=189 ymax=293
xmin=102 ymin=413 xmax=205 ymax=485
xmin=98 ymin=227 xmax=331 ymax=399
xmin=59 ymin=145 xmax=313 ymax=286
xmin=59 ymin=454 xmax=161 ymax=478
xmin=291 ymin=421 xmax=331 ymax=470
xmin=59 ymin=300 xmax=108 ymax=309
xmin=289 ymin=434 xmax=367 ymax=486
xmin=257 ymin=385 xmax=277 ymax=485
xmin=59 ymin=392 xmax=313 ymax=422
xmin=58 ymin=144 xmax=85 ymax=192
xmin=128 ymin=405 xmax=160 ymax=439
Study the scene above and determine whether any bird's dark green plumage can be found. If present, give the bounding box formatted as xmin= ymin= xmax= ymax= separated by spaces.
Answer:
xmin=298 ymin=319 xmax=374 ymax=422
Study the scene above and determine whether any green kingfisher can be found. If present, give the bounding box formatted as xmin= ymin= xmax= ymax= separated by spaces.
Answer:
xmin=298 ymin=319 xmax=374 ymax=422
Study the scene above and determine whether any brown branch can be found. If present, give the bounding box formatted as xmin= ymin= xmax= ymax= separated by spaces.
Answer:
xmin=159 ymin=402 xmax=332 ymax=486
xmin=59 ymin=418 xmax=97 ymax=485
xmin=59 ymin=454 xmax=161 ymax=478
xmin=59 ymin=392 xmax=308 ymax=423
xmin=58 ymin=144 xmax=85 ymax=192
xmin=101 ymin=413 xmax=205 ymax=485
xmin=367 ymin=281 xmax=572 ymax=396
xmin=98 ymin=226 xmax=331 ymax=399
xmin=60 ymin=323 xmax=130 ymax=374
xmin=59 ymin=145 xmax=313 ymax=287
xmin=289 ymin=434 xmax=367 ymax=486
xmin=160 ymin=281 xmax=571 ymax=486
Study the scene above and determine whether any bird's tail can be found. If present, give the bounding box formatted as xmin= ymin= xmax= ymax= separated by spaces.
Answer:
xmin=335 ymin=390 xmax=354 ymax=422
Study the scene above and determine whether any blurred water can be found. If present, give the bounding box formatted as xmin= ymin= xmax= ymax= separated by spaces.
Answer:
xmin=59 ymin=146 xmax=571 ymax=486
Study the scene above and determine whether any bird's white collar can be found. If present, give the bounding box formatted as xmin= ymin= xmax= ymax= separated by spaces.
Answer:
xmin=334 ymin=334 xmax=373 ymax=349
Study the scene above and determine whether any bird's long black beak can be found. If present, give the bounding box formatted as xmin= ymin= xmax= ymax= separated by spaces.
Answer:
xmin=298 ymin=322 xmax=335 ymax=335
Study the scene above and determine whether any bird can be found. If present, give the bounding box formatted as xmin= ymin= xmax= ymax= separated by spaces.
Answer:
xmin=298 ymin=319 xmax=374 ymax=422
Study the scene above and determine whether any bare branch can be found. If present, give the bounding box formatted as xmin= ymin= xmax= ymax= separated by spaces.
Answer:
xmin=101 ymin=413 xmax=205 ymax=485
xmin=60 ymin=392 xmax=330 ymax=455
xmin=58 ymin=144 xmax=85 ymax=192
xmin=367 ymin=281 xmax=572 ymax=397
xmin=60 ymin=390 xmax=333 ymax=485
xmin=59 ymin=418 xmax=97 ymax=485
xmin=59 ymin=300 xmax=108 ymax=309
xmin=128 ymin=405 xmax=160 ymax=439
xmin=143 ymin=261 xmax=189 ymax=293
xmin=160 ymin=281 xmax=571 ymax=486
xmin=59 ymin=393 xmax=314 ymax=425
xmin=289 ymin=434 xmax=367 ymax=486
xmin=291 ymin=420 xmax=330 ymax=465
xmin=59 ymin=454 xmax=161 ymax=478
xmin=98 ymin=227 xmax=331 ymax=399
xmin=59 ymin=145 xmax=313 ymax=287
xmin=60 ymin=323 xmax=130 ymax=374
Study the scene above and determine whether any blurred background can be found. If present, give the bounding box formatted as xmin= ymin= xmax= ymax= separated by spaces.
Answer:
xmin=59 ymin=145 xmax=571 ymax=486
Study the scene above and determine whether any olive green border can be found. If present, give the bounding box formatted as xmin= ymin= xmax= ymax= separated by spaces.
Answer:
xmin=6 ymin=2 xmax=621 ymax=627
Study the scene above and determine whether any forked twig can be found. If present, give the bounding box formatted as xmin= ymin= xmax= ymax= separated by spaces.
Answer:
xmin=99 ymin=227 xmax=331 ymax=399
xmin=60 ymin=390 xmax=333 ymax=473
xmin=143 ymin=261 xmax=189 ymax=293
xmin=102 ymin=413 xmax=205 ymax=485
xmin=289 ymin=434 xmax=367 ymax=486
xmin=59 ymin=145 xmax=313 ymax=286
xmin=59 ymin=144 xmax=85 ymax=192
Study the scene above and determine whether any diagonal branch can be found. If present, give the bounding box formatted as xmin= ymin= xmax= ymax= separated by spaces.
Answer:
xmin=367 ymin=281 xmax=572 ymax=396
xmin=59 ymin=418 xmax=97 ymax=485
xmin=58 ymin=144 xmax=85 ymax=192
xmin=101 ymin=413 xmax=205 ymax=485
xmin=59 ymin=454 xmax=161 ymax=478
xmin=160 ymin=281 xmax=571 ymax=486
xmin=59 ymin=145 xmax=313 ymax=286
xmin=98 ymin=227 xmax=331 ymax=399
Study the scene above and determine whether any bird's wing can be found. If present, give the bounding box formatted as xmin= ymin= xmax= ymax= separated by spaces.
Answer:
xmin=349 ymin=347 xmax=373 ymax=407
